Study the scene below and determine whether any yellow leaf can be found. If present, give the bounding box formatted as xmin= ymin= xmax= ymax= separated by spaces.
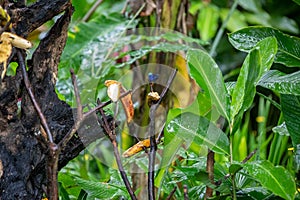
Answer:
xmin=0 ymin=32 xmax=32 ymax=79
xmin=122 ymin=139 xmax=150 ymax=157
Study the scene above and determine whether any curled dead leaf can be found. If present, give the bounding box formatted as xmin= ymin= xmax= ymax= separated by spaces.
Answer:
xmin=0 ymin=32 xmax=32 ymax=79
xmin=105 ymin=80 xmax=121 ymax=102
xmin=105 ymin=80 xmax=134 ymax=123
xmin=148 ymin=91 xmax=160 ymax=102
xmin=122 ymin=139 xmax=150 ymax=158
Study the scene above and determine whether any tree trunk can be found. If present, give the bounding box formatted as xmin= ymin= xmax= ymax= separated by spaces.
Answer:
xmin=0 ymin=1 xmax=106 ymax=199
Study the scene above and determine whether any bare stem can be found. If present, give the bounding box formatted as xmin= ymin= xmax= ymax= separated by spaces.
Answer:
xmin=82 ymin=0 xmax=103 ymax=22
xmin=183 ymin=185 xmax=189 ymax=200
xmin=148 ymin=105 xmax=156 ymax=200
xmin=97 ymin=100 xmax=137 ymax=200
xmin=148 ymin=69 xmax=178 ymax=200
xmin=46 ymin=143 xmax=60 ymax=200
xmin=205 ymin=150 xmax=214 ymax=199
xmin=18 ymin=50 xmax=60 ymax=200
xmin=166 ymin=186 xmax=177 ymax=200
xmin=17 ymin=50 xmax=54 ymax=143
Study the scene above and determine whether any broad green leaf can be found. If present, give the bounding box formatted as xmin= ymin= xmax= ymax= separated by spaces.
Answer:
xmin=187 ymin=49 xmax=230 ymax=121
xmin=293 ymin=0 xmax=300 ymax=6
xmin=269 ymin=15 xmax=299 ymax=35
xmin=58 ymin=182 xmax=71 ymax=200
xmin=166 ymin=113 xmax=229 ymax=155
xmin=238 ymin=0 xmax=263 ymax=13
xmin=229 ymin=163 xmax=243 ymax=174
xmin=155 ymin=136 xmax=184 ymax=188
xmin=238 ymin=187 xmax=271 ymax=200
xmin=244 ymin=160 xmax=296 ymax=200
xmin=155 ymin=92 xmax=216 ymax=190
xmin=75 ymin=178 xmax=129 ymax=199
xmin=258 ymin=70 xmax=300 ymax=95
xmin=197 ymin=4 xmax=219 ymax=41
xmin=59 ymin=13 xmax=133 ymax=74
xmin=156 ymin=112 xmax=229 ymax=192
xmin=228 ymin=26 xmax=300 ymax=67
xmin=57 ymin=14 xmax=134 ymax=103
xmin=230 ymin=37 xmax=277 ymax=125
xmin=220 ymin=9 xmax=247 ymax=32
xmin=230 ymin=49 xmax=261 ymax=123
xmin=281 ymin=94 xmax=300 ymax=146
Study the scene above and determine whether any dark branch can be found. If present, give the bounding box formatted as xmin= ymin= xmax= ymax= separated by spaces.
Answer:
xmin=183 ymin=185 xmax=189 ymax=200
xmin=97 ymin=99 xmax=137 ymax=200
xmin=14 ymin=0 xmax=71 ymax=36
xmin=148 ymin=68 xmax=178 ymax=200
xmin=166 ymin=186 xmax=177 ymax=200
xmin=17 ymin=50 xmax=54 ymax=143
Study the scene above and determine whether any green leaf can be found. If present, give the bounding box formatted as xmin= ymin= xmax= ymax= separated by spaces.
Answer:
xmin=187 ymin=49 xmax=230 ymax=121
xmin=156 ymin=112 xmax=229 ymax=193
xmin=60 ymin=13 xmax=132 ymax=73
xmin=197 ymin=4 xmax=219 ymax=41
xmin=244 ymin=160 xmax=296 ymax=200
xmin=57 ymin=13 xmax=135 ymax=103
xmin=58 ymin=182 xmax=71 ymax=200
xmin=293 ymin=0 xmax=300 ymax=6
xmin=238 ymin=187 xmax=271 ymax=200
xmin=220 ymin=9 xmax=247 ymax=32
xmin=229 ymin=163 xmax=243 ymax=174
xmin=238 ymin=0 xmax=263 ymax=13
xmin=6 ymin=62 xmax=18 ymax=76
xmin=228 ymin=26 xmax=300 ymax=67
xmin=155 ymin=136 xmax=184 ymax=189
xmin=281 ymin=94 xmax=300 ymax=146
xmin=166 ymin=112 xmax=229 ymax=155
xmin=230 ymin=49 xmax=261 ymax=122
xmin=230 ymin=37 xmax=277 ymax=125
xmin=75 ymin=178 xmax=129 ymax=199
xmin=258 ymin=70 xmax=300 ymax=95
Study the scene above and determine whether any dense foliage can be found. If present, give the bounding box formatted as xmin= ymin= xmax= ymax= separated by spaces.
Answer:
xmin=50 ymin=0 xmax=300 ymax=199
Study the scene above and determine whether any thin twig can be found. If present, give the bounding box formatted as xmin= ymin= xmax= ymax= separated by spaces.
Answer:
xmin=83 ymin=90 xmax=132 ymax=117
xmin=166 ymin=186 xmax=177 ymax=200
xmin=17 ymin=50 xmax=54 ymax=143
xmin=97 ymin=99 xmax=137 ymax=200
xmin=156 ymin=69 xmax=178 ymax=106
xmin=242 ymin=148 xmax=257 ymax=164
xmin=82 ymin=0 xmax=103 ymax=22
xmin=205 ymin=150 xmax=214 ymax=199
xmin=183 ymin=185 xmax=189 ymax=200
xmin=18 ymin=50 xmax=60 ymax=200
xmin=58 ymin=86 xmax=130 ymax=150
xmin=148 ymin=69 xmax=178 ymax=200
xmin=148 ymin=105 xmax=156 ymax=200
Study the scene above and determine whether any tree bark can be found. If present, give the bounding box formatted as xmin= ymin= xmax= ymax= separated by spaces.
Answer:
xmin=0 ymin=1 xmax=106 ymax=199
